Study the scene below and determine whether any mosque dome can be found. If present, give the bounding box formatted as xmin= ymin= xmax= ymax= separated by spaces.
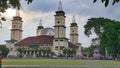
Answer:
xmin=41 ymin=28 xmax=55 ymax=36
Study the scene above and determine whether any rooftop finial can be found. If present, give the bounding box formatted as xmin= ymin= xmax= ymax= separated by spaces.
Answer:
xmin=72 ymin=16 xmax=76 ymax=23
xmin=58 ymin=1 xmax=63 ymax=11
xmin=16 ymin=8 xmax=20 ymax=16
xmin=39 ymin=19 xmax=42 ymax=26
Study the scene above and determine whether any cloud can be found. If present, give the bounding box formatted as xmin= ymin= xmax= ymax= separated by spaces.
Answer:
xmin=1 ymin=0 xmax=120 ymax=47
xmin=0 ymin=27 xmax=10 ymax=44
xmin=19 ymin=8 xmax=55 ymax=38
xmin=21 ymin=0 xmax=58 ymax=12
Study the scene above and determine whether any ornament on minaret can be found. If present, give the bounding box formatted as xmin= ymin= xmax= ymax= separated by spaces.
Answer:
xmin=58 ymin=1 xmax=63 ymax=11
xmin=39 ymin=19 xmax=42 ymax=26
xmin=16 ymin=8 xmax=20 ymax=16
xmin=36 ymin=19 xmax=44 ymax=36
xmin=72 ymin=16 xmax=76 ymax=23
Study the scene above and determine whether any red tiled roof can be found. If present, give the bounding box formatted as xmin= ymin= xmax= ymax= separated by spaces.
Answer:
xmin=68 ymin=42 xmax=78 ymax=48
xmin=15 ymin=35 xmax=54 ymax=46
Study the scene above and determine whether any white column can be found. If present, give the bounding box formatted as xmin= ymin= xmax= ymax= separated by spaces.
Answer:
xmin=30 ymin=51 xmax=31 ymax=56
xmin=26 ymin=51 xmax=28 ymax=56
xmin=22 ymin=52 xmax=24 ymax=57
xmin=37 ymin=51 xmax=39 ymax=56
xmin=24 ymin=51 xmax=26 ymax=58
xmin=33 ymin=51 xmax=36 ymax=58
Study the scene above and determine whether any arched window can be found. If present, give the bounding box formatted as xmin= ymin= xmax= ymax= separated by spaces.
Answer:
xmin=14 ymin=25 xmax=16 ymax=27
xmin=57 ymin=21 xmax=60 ymax=24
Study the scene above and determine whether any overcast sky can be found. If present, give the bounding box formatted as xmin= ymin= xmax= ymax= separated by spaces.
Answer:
xmin=0 ymin=0 xmax=120 ymax=47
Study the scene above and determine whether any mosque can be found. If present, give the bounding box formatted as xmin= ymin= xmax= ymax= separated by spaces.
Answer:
xmin=6 ymin=1 xmax=82 ymax=58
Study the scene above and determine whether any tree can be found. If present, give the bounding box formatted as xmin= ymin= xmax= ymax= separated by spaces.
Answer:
xmin=0 ymin=45 xmax=9 ymax=57
xmin=84 ymin=17 xmax=120 ymax=58
xmin=46 ymin=47 xmax=51 ymax=57
xmin=0 ymin=14 xmax=6 ymax=28
xmin=100 ymin=22 xmax=120 ymax=58
xmin=89 ymin=45 xmax=98 ymax=57
xmin=63 ymin=48 xmax=68 ymax=56
xmin=17 ymin=48 xmax=25 ymax=58
xmin=91 ymin=38 xmax=100 ymax=46
xmin=0 ymin=0 xmax=33 ymax=13
xmin=88 ymin=38 xmax=100 ymax=57
xmin=84 ymin=17 xmax=112 ymax=37
xmin=93 ymin=0 xmax=120 ymax=7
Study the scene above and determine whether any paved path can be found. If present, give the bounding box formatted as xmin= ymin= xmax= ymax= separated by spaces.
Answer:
xmin=2 ymin=65 xmax=120 ymax=68
xmin=84 ymin=60 xmax=101 ymax=66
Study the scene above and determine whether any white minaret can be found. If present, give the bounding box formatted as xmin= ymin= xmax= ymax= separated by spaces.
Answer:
xmin=70 ymin=16 xmax=82 ymax=58
xmin=70 ymin=16 xmax=78 ymax=45
xmin=53 ymin=1 xmax=68 ymax=56
xmin=36 ymin=19 xmax=44 ymax=36
xmin=11 ymin=9 xmax=23 ymax=41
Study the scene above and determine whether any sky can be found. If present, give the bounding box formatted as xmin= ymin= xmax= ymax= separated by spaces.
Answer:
xmin=0 ymin=0 xmax=120 ymax=47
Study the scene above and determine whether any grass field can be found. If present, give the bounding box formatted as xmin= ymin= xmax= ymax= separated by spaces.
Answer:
xmin=2 ymin=59 xmax=85 ymax=65
xmin=2 ymin=59 xmax=120 ymax=66
xmin=97 ymin=60 xmax=120 ymax=66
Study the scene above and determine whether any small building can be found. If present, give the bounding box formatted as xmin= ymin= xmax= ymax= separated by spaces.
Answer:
xmin=93 ymin=48 xmax=100 ymax=59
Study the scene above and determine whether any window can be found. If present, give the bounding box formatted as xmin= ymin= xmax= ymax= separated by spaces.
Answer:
xmin=13 ymin=25 xmax=16 ymax=27
xmin=55 ymin=40 xmax=58 ymax=41
xmin=60 ymin=40 xmax=63 ymax=41
xmin=57 ymin=21 xmax=60 ymax=24
xmin=55 ymin=46 xmax=58 ymax=50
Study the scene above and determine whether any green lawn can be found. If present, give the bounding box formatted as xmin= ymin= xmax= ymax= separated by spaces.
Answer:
xmin=97 ymin=60 xmax=120 ymax=66
xmin=83 ymin=60 xmax=120 ymax=66
xmin=2 ymin=59 xmax=120 ymax=66
xmin=2 ymin=59 xmax=85 ymax=65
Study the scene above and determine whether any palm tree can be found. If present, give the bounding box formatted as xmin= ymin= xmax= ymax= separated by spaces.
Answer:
xmin=17 ymin=48 xmax=25 ymax=58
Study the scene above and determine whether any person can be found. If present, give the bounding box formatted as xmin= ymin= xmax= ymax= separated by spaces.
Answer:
xmin=0 ymin=51 xmax=2 ymax=68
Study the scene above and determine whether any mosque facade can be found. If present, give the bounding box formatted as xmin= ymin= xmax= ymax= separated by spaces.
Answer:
xmin=6 ymin=1 xmax=82 ymax=58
